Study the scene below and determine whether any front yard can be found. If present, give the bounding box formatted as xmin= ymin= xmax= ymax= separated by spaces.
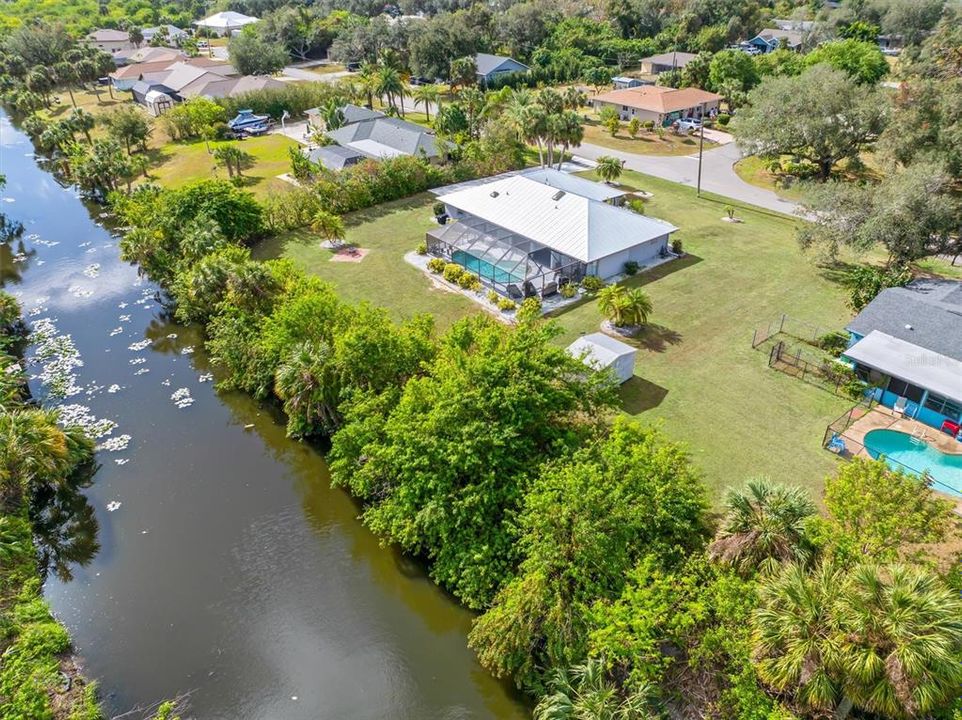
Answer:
xmin=582 ymin=115 xmax=717 ymax=156
xmin=254 ymin=172 xmax=858 ymax=497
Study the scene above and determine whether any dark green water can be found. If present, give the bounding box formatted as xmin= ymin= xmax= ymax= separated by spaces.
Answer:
xmin=0 ymin=111 xmax=528 ymax=719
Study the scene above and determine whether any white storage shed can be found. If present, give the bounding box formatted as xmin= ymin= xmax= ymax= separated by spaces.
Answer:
xmin=567 ymin=333 xmax=637 ymax=384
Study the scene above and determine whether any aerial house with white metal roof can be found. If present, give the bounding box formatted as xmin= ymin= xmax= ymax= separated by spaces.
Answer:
xmin=427 ymin=174 xmax=677 ymax=299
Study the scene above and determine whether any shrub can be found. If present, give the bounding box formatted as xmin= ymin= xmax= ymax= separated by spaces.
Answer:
xmin=443 ymin=263 xmax=465 ymax=283
xmin=497 ymin=297 xmax=517 ymax=311
xmin=516 ymin=297 xmax=542 ymax=321
xmin=628 ymin=198 xmax=646 ymax=214
xmin=623 ymin=260 xmax=640 ymax=276
xmin=580 ymin=275 xmax=605 ymax=293
xmin=433 ymin=201 xmax=446 ymax=217
xmin=416 ymin=241 xmax=427 ymax=255
xmin=559 ymin=283 xmax=577 ymax=299
xmin=717 ymin=113 xmax=731 ymax=126
xmin=487 ymin=290 xmax=500 ymax=304
xmin=817 ymin=331 xmax=849 ymax=356
xmin=458 ymin=273 xmax=481 ymax=290
xmin=427 ymin=257 xmax=446 ymax=274
xmin=671 ymin=238 xmax=683 ymax=254
xmin=642 ymin=120 xmax=655 ymax=130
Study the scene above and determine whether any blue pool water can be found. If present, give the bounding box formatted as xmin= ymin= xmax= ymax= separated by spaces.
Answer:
xmin=451 ymin=250 xmax=523 ymax=284
xmin=864 ymin=429 xmax=962 ymax=497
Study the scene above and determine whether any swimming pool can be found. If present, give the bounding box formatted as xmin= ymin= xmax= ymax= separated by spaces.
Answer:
xmin=863 ymin=429 xmax=962 ymax=497
xmin=451 ymin=250 xmax=523 ymax=284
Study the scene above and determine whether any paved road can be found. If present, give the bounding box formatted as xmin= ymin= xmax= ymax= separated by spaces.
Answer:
xmin=574 ymin=140 xmax=800 ymax=216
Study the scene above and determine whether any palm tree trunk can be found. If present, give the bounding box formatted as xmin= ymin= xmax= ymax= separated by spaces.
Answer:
xmin=834 ymin=696 xmax=853 ymax=720
xmin=67 ymin=87 xmax=77 ymax=108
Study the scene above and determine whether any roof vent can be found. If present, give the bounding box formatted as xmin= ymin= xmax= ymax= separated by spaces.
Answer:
xmin=552 ymin=190 xmax=566 ymax=201
xmin=905 ymin=324 xmax=913 ymax=330
xmin=490 ymin=191 xmax=499 ymax=198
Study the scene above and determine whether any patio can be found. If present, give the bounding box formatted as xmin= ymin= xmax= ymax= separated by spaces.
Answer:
xmin=826 ymin=403 xmax=962 ymax=502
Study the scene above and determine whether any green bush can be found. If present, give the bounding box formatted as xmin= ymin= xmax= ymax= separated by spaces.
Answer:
xmin=416 ymin=241 xmax=427 ymax=255
xmin=497 ymin=297 xmax=517 ymax=311
xmin=487 ymin=290 xmax=500 ymax=304
xmin=433 ymin=201 xmax=446 ymax=217
xmin=817 ymin=331 xmax=849 ymax=356
xmin=628 ymin=198 xmax=646 ymax=214
xmin=559 ymin=283 xmax=577 ymax=299
xmin=717 ymin=113 xmax=731 ymax=126
xmin=443 ymin=263 xmax=466 ymax=283
xmin=427 ymin=257 xmax=446 ymax=274
xmin=642 ymin=120 xmax=655 ymax=130
xmin=458 ymin=272 xmax=481 ymax=291
xmin=516 ymin=297 xmax=542 ymax=321
xmin=580 ymin=275 xmax=606 ymax=293
xmin=671 ymin=238 xmax=683 ymax=254
xmin=623 ymin=260 xmax=640 ymax=276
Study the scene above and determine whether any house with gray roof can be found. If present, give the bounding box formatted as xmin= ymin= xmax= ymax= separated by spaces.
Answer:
xmin=305 ymin=145 xmax=367 ymax=170
xmin=639 ymin=52 xmax=698 ymax=75
xmin=326 ymin=116 xmax=446 ymax=161
xmin=474 ymin=53 xmax=528 ymax=85
xmin=305 ymin=103 xmax=384 ymax=132
xmin=745 ymin=27 xmax=808 ymax=53
xmin=842 ymin=279 xmax=962 ymax=431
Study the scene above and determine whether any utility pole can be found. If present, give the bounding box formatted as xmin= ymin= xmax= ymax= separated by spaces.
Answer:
xmin=696 ymin=101 xmax=706 ymax=197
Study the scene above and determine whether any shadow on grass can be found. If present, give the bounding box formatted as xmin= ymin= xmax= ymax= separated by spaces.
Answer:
xmin=344 ymin=193 xmax=434 ymax=226
xmin=635 ymin=323 xmax=682 ymax=353
xmin=817 ymin=260 xmax=860 ymax=289
xmin=619 ymin=375 xmax=668 ymax=415
xmin=626 ymin=253 xmax=703 ymax=288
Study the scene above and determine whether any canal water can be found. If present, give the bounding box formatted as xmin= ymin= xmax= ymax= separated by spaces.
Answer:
xmin=0 ymin=112 xmax=528 ymax=719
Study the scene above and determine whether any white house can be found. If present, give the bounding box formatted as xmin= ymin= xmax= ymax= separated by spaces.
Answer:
xmin=141 ymin=25 xmax=189 ymax=45
xmin=195 ymin=11 xmax=259 ymax=36
xmin=567 ymin=333 xmax=637 ymax=384
xmin=427 ymin=174 xmax=677 ymax=298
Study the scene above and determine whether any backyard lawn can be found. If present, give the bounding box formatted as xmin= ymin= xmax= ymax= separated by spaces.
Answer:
xmin=146 ymin=134 xmax=299 ymax=199
xmin=254 ymin=172 xmax=859 ymax=497
xmin=582 ymin=116 xmax=716 ymax=156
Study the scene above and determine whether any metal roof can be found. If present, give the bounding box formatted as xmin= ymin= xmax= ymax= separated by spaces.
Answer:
xmin=847 ymin=280 xmax=962 ymax=362
xmin=568 ymin=333 xmax=637 ymax=365
xmin=195 ymin=11 xmax=259 ymax=28
xmin=519 ymin=167 xmax=626 ymax=202
xmin=437 ymin=175 xmax=676 ymax=263
xmin=843 ymin=331 xmax=962 ymax=403
xmin=306 ymin=145 xmax=366 ymax=170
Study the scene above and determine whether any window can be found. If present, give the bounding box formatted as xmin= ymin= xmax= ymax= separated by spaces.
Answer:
xmin=887 ymin=377 xmax=925 ymax=404
xmin=923 ymin=392 xmax=962 ymax=421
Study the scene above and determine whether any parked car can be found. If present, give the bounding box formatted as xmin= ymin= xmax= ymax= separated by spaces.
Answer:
xmin=409 ymin=76 xmax=432 ymax=86
xmin=345 ymin=61 xmax=361 ymax=72
xmin=675 ymin=118 xmax=702 ymax=133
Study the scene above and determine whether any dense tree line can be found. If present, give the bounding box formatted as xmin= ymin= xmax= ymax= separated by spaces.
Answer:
xmin=111 ymin=177 xmax=962 ymax=720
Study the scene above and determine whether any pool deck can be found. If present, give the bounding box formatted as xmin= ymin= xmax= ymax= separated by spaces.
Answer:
xmin=844 ymin=405 xmax=962 ymax=456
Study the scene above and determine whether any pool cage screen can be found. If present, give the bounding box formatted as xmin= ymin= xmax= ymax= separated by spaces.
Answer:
xmin=426 ymin=217 xmax=586 ymax=298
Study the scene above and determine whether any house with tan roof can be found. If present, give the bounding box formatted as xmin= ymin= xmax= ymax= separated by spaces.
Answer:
xmin=82 ymin=28 xmax=135 ymax=55
xmin=639 ymin=52 xmax=698 ymax=75
xmin=591 ymin=86 xmax=722 ymax=126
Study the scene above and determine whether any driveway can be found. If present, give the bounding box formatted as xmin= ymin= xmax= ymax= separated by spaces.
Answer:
xmin=574 ymin=140 xmax=799 ymax=216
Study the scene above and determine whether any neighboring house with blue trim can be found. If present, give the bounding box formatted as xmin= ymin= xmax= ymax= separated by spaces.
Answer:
xmin=475 ymin=53 xmax=529 ymax=85
xmin=745 ymin=26 xmax=808 ymax=53
xmin=842 ymin=280 xmax=962 ymax=432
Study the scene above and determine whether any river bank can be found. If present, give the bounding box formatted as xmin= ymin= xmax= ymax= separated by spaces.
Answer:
xmin=1 ymin=107 xmax=528 ymax=718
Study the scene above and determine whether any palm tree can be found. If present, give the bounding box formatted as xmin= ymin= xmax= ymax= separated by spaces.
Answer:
xmin=311 ymin=209 xmax=346 ymax=248
xmin=709 ymin=478 xmax=816 ymax=575
xmin=68 ymin=108 xmax=96 ymax=145
xmin=376 ymin=66 xmax=405 ymax=117
xmin=534 ymin=658 xmax=660 ymax=720
xmin=562 ymin=86 xmax=585 ymax=110
xmin=597 ymin=285 xmax=652 ymax=328
xmin=753 ymin=562 xmax=845 ymax=714
xmin=320 ymin=98 xmax=346 ymax=130
xmin=553 ymin=110 xmax=584 ymax=170
xmin=357 ymin=62 xmax=378 ymax=109
xmin=834 ymin=564 xmax=962 ymax=719
xmin=213 ymin=144 xmax=253 ymax=179
xmin=412 ymin=83 xmax=440 ymax=122
xmin=595 ymin=155 xmax=623 ymax=185
xmin=275 ymin=341 xmax=341 ymax=436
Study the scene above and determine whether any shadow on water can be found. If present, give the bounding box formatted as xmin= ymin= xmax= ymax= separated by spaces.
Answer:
xmin=30 ymin=464 xmax=101 ymax=584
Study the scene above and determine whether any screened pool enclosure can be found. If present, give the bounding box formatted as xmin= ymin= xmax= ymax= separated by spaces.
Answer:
xmin=426 ymin=218 xmax=586 ymax=298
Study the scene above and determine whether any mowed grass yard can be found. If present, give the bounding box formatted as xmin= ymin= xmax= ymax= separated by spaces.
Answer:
xmin=146 ymin=134 xmax=298 ymax=199
xmin=582 ymin=115 xmax=717 ymax=157
xmin=254 ymin=172 xmax=858 ymax=498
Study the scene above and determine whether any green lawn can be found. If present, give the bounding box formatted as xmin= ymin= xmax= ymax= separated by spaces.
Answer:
xmin=147 ymin=134 xmax=299 ymax=199
xmin=254 ymin=172 xmax=860 ymax=497
xmin=253 ymin=193 xmax=481 ymax=329
xmin=583 ymin=116 xmax=717 ymax=157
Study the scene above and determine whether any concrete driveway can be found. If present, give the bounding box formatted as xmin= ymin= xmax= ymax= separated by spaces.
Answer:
xmin=574 ymin=140 xmax=798 ymax=215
